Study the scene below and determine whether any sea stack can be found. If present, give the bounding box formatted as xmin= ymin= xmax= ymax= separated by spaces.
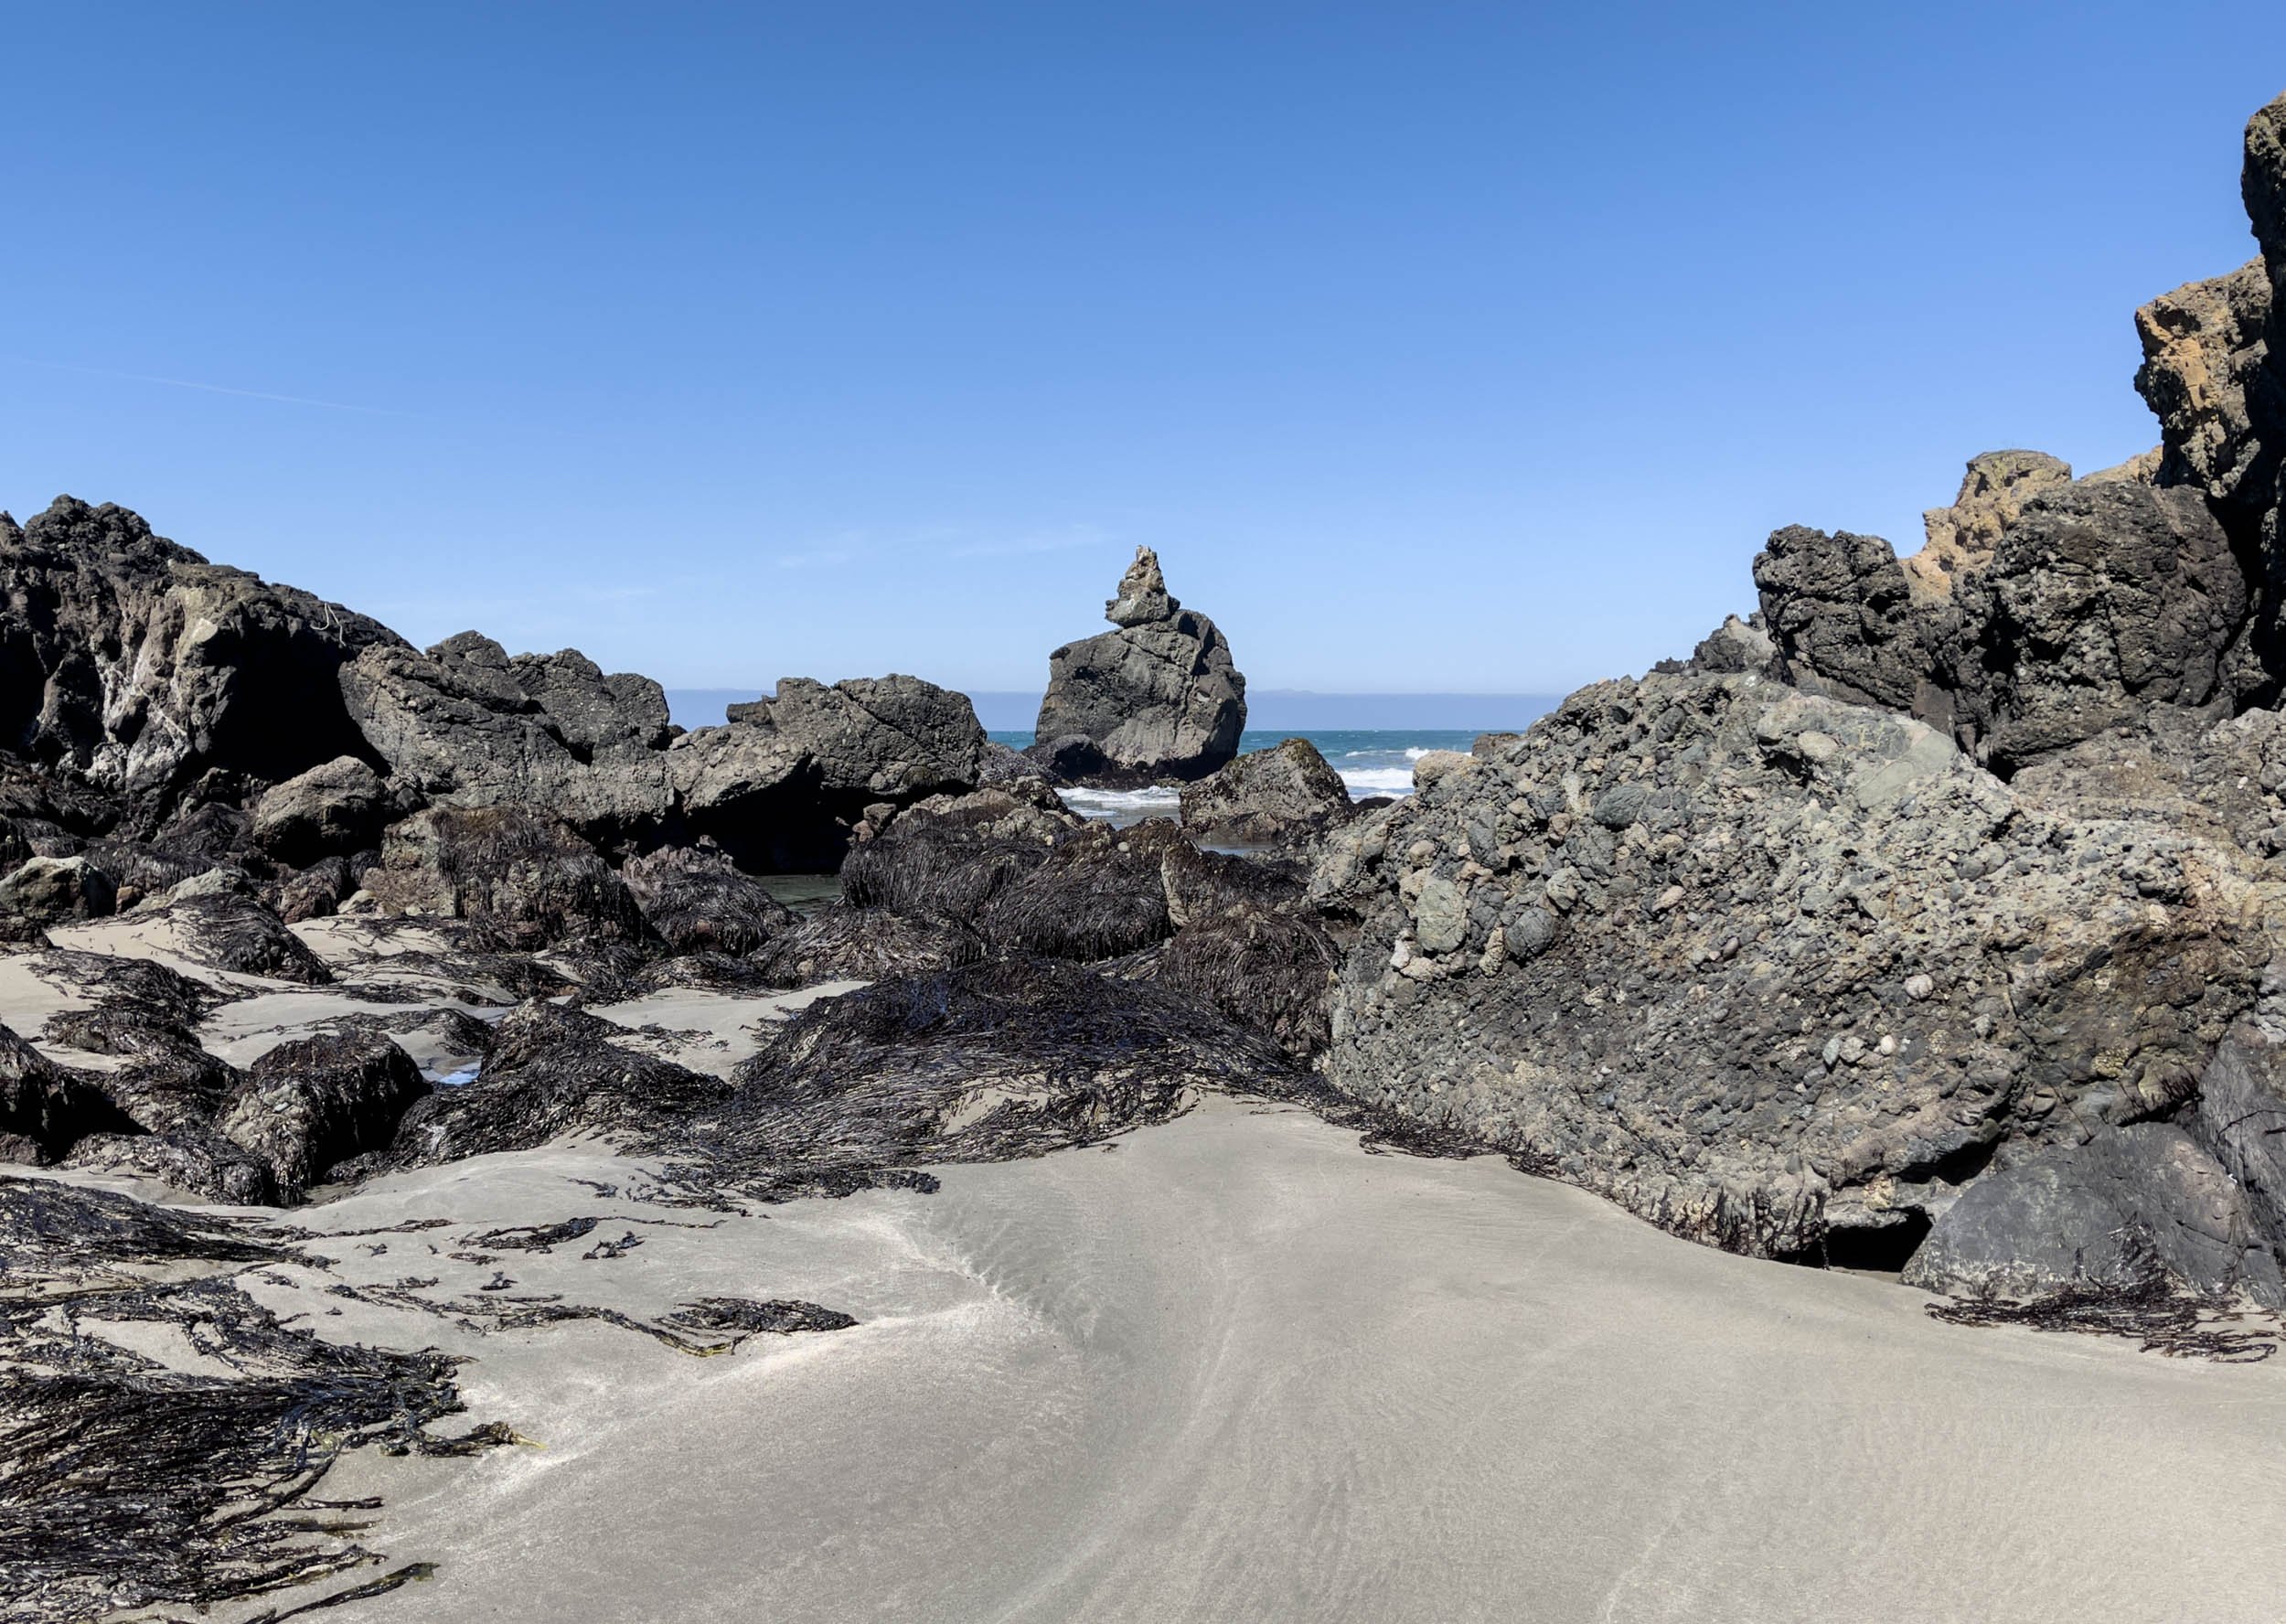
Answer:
xmin=1031 ymin=547 xmax=1246 ymax=783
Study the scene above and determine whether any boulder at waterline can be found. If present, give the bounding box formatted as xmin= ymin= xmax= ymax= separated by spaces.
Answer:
xmin=1031 ymin=547 xmax=1246 ymax=784
xmin=1179 ymin=737 xmax=1354 ymax=846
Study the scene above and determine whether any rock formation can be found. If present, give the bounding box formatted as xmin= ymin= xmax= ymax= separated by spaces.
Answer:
xmin=670 ymin=675 xmax=989 ymax=870
xmin=340 ymin=631 xmax=675 ymax=841
xmin=0 ymin=498 xmax=401 ymax=828
xmin=1032 ymin=547 xmax=1245 ymax=783
xmin=1317 ymin=88 xmax=2286 ymax=1298
xmin=1179 ymin=737 xmax=1354 ymax=845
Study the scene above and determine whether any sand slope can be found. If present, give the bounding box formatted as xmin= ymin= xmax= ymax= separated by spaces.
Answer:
xmin=229 ymin=1098 xmax=2286 ymax=1624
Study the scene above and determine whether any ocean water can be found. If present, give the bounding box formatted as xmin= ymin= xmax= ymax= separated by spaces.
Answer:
xmin=987 ymin=727 xmax=1515 ymax=822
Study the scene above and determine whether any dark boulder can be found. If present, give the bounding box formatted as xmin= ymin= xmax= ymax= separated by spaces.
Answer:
xmin=1752 ymin=525 xmax=1924 ymax=713
xmin=719 ymin=957 xmax=1292 ymax=1188
xmin=1904 ymin=1125 xmax=2283 ymax=1305
xmin=1032 ymin=548 xmax=1246 ymax=784
xmin=276 ymin=855 xmax=357 ymax=924
xmin=251 ymin=755 xmax=390 ymax=864
xmin=144 ymin=888 xmax=334 ymax=985
xmin=1753 ymin=465 xmax=2262 ymax=769
xmin=375 ymin=999 xmax=728 ymax=1169
xmin=219 ymin=1032 xmax=430 ymax=1199
xmin=1946 ymin=479 xmax=2256 ymax=769
xmin=621 ymin=844 xmax=795 ymax=956
xmin=41 ymin=1001 xmax=240 ymax=1140
xmin=1141 ymin=844 xmax=1338 ymax=1061
xmin=0 ymin=855 xmax=115 ymax=924
xmin=362 ymin=805 xmax=654 ymax=952
xmin=1179 ymin=737 xmax=1354 ymax=845
xmin=59 ymin=1130 xmax=279 ymax=1205
xmin=0 ymin=1020 xmax=137 ymax=1161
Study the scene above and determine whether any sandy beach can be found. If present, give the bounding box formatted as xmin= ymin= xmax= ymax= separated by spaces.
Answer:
xmin=140 ymin=1095 xmax=2283 ymax=1624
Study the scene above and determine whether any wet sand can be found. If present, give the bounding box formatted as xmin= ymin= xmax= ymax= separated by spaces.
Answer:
xmin=226 ymin=1098 xmax=2286 ymax=1624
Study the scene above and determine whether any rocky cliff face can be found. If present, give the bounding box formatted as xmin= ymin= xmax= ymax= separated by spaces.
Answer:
xmin=1033 ymin=548 xmax=1245 ymax=784
xmin=0 ymin=502 xmax=993 ymax=875
xmin=1319 ymin=88 xmax=2286 ymax=1299
xmin=0 ymin=498 xmax=403 ymax=829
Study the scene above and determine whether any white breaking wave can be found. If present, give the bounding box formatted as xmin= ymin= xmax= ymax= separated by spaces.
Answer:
xmin=1340 ymin=768 xmax=1415 ymax=797
xmin=1059 ymin=786 xmax=1183 ymax=819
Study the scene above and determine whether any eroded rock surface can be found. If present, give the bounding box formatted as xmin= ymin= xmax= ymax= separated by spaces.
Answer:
xmin=1033 ymin=548 xmax=1245 ymax=784
xmin=1180 ymin=737 xmax=1354 ymax=846
xmin=0 ymin=498 xmax=401 ymax=829
xmin=1317 ymin=673 xmax=2282 ymax=1266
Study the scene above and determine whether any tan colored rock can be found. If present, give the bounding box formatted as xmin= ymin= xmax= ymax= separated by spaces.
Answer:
xmin=1902 ymin=450 xmax=2072 ymax=603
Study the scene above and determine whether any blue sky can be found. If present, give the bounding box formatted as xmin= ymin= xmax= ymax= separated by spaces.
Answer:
xmin=2 ymin=4 xmax=2279 ymax=696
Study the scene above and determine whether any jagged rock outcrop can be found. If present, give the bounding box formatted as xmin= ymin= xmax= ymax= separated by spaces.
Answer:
xmin=1179 ymin=737 xmax=1354 ymax=845
xmin=1317 ymin=673 xmax=2283 ymax=1266
xmin=0 ymin=498 xmax=401 ymax=828
xmin=669 ymin=675 xmax=988 ymax=870
xmin=1754 ymin=468 xmax=2258 ymax=772
xmin=340 ymin=633 xmax=673 ymax=839
xmin=1905 ymin=450 xmax=2074 ymax=602
xmin=0 ymin=496 xmax=992 ymax=881
xmin=2135 ymin=260 xmax=2271 ymax=503
xmin=1032 ymin=548 xmax=1245 ymax=784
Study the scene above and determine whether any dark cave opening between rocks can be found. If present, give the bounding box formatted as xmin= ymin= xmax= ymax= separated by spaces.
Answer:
xmin=1821 ymin=1210 xmax=1934 ymax=1274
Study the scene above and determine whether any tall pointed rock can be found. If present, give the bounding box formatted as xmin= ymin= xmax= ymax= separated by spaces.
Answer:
xmin=1031 ymin=547 xmax=1246 ymax=784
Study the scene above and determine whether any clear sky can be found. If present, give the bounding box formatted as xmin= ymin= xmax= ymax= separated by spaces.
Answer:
xmin=2 ymin=4 xmax=2279 ymax=697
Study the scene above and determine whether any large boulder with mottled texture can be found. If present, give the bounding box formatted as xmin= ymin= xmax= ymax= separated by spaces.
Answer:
xmin=1032 ymin=548 xmax=1246 ymax=784
xmin=0 ymin=497 xmax=402 ymax=828
xmin=1180 ymin=738 xmax=1354 ymax=845
xmin=1315 ymin=672 xmax=2282 ymax=1263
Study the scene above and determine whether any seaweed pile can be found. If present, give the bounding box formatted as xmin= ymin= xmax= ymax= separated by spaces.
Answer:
xmin=0 ymin=1171 xmax=863 ymax=1620
xmin=0 ymin=1179 xmax=497 ymax=1621
xmin=1926 ymin=1240 xmax=2281 ymax=1363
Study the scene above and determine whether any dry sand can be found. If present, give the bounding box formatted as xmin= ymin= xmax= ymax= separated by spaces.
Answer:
xmin=182 ymin=1097 xmax=2286 ymax=1624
